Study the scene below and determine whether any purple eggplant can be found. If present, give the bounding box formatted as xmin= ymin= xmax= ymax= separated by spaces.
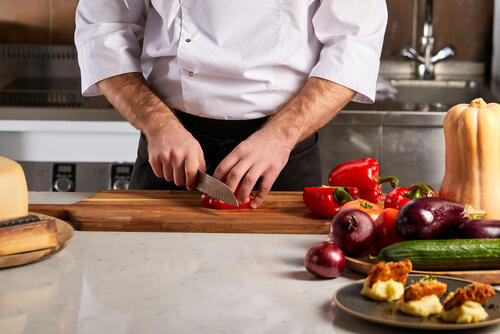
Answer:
xmin=396 ymin=197 xmax=486 ymax=240
xmin=456 ymin=219 xmax=500 ymax=239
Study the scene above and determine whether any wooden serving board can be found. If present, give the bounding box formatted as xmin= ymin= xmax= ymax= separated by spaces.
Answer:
xmin=0 ymin=213 xmax=74 ymax=268
xmin=28 ymin=190 xmax=332 ymax=234
xmin=346 ymin=257 xmax=500 ymax=285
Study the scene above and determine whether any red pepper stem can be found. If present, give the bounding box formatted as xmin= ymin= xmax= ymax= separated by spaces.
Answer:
xmin=333 ymin=187 xmax=355 ymax=204
xmin=376 ymin=176 xmax=399 ymax=188
xmin=408 ymin=183 xmax=435 ymax=199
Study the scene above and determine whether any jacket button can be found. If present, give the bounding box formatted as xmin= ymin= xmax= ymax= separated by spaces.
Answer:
xmin=188 ymin=71 xmax=194 ymax=77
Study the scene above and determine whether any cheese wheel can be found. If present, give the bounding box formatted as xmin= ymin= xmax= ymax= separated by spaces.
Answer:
xmin=0 ymin=156 xmax=28 ymax=221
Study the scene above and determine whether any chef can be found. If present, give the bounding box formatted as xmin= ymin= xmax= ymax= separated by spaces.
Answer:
xmin=74 ymin=1 xmax=387 ymax=208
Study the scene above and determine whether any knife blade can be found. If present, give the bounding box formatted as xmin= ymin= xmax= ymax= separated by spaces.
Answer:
xmin=195 ymin=171 xmax=239 ymax=207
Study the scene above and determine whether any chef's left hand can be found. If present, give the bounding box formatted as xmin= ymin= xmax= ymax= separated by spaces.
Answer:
xmin=213 ymin=126 xmax=293 ymax=209
xmin=213 ymin=77 xmax=356 ymax=208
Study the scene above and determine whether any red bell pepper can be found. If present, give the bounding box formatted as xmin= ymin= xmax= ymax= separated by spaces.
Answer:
xmin=374 ymin=208 xmax=405 ymax=252
xmin=328 ymin=157 xmax=398 ymax=204
xmin=302 ymin=186 xmax=360 ymax=218
xmin=384 ymin=183 xmax=438 ymax=210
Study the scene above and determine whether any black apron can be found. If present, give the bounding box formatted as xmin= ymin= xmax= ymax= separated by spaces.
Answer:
xmin=129 ymin=110 xmax=322 ymax=191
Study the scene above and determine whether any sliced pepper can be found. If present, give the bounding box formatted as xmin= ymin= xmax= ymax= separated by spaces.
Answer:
xmin=201 ymin=193 xmax=254 ymax=209
xmin=328 ymin=157 xmax=398 ymax=204
xmin=384 ymin=183 xmax=438 ymax=210
xmin=302 ymin=186 xmax=360 ymax=218
xmin=201 ymin=186 xmax=255 ymax=209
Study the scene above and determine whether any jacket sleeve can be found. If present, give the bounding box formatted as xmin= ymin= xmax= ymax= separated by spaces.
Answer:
xmin=74 ymin=0 xmax=148 ymax=96
xmin=309 ymin=0 xmax=388 ymax=103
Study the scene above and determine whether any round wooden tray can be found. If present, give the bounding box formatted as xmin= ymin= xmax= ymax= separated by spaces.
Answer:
xmin=0 ymin=213 xmax=74 ymax=269
xmin=346 ymin=256 xmax=500 ymax=285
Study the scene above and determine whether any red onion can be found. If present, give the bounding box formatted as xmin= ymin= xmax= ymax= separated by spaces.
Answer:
xmin=304 ymin=241 xmax=345 ymax=278
xmin=330 ymin=208 xmax=375 ymax=256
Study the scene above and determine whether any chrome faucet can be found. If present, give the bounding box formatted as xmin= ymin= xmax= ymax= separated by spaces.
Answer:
xmin=401 ymin=0 xmax=456 ymax=79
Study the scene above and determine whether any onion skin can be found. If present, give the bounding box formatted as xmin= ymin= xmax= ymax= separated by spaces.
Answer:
xmin=329 ymin=209 xmax=376 ymax=256
xmin=456 ymin=219 xmax=500 ymax=239
xmin=304 ymin=241 xmax=345 ymax=279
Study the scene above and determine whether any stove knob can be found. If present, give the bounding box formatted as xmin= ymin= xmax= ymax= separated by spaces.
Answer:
xmin=113 ymin=179 xmax=130 ymax=190
xmin=54 ymin=177 xmax=74 ymax=192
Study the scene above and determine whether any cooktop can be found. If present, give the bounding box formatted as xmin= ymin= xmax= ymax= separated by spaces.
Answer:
xmin=0 ymin=77 xmax=112 ymax=108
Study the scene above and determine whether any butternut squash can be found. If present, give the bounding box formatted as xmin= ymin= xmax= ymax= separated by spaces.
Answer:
xmin=439 ymin=98 xmax=500 ymax=219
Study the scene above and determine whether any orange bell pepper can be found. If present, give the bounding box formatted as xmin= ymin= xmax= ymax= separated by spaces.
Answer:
xmin=339 ymin=198 xmax=383 ymax=222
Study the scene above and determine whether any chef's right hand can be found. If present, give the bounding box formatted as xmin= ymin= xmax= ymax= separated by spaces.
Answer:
xmin=146 ymin=124 xmax=206 ymax=191
xmin=95 ymin=73 xmax=206 ymax=191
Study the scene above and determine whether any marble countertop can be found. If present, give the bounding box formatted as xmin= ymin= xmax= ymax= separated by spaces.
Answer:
xmin=1 ymin=192 xmax=499 ymax=334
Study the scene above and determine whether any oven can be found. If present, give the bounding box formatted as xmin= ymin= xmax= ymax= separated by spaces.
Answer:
xmin=18 ymin=161 xmax=135 ymax=192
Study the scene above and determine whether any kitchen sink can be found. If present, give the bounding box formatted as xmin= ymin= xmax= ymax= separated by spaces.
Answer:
xmin=387 ymin=79 xmax=498 ymax=111
xmin=345 ymin=79 xmax=500 ymax=112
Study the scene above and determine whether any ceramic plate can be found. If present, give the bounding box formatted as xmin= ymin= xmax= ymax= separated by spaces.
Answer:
xmin=333 ymin=275 xmax=500 ymax=330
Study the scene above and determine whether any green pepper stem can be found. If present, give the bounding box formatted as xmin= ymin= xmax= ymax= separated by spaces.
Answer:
xmin=376 ymin=176 xmax=399 ymax=188
xmin=462 ymin=204 xmax=487 ymax=220
xmin=333 ymin=187 xmax=355 ymax=204
xmin=407 ymin=183 xmax=435 ymax=199
xmin=357 ymin=198 xmax=373 ymax=209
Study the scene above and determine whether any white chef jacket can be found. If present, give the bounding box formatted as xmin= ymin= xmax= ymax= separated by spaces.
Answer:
xmin=75 ymin=0 xmax=387 ymax=120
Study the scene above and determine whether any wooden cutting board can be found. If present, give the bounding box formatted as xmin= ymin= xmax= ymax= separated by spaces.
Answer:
xmin=28 ymin=190 xmax=332 ymax=234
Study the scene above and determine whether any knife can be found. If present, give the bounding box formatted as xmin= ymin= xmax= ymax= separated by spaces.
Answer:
xmin=195 ymin=171 xmax=239 ymax=207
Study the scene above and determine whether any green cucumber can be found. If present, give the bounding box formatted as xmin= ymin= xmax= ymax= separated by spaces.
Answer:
xmin=378 ymin=239 xmax=500 ymax=271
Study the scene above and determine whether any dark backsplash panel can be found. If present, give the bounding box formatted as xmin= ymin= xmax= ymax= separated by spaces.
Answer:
xmin=383 ymin=0 xmax=494 ymax=63
xmin=383 ymin=1 xmax=415 ymax=59
xmin=0 ymin=0 xmax=495 ymax=63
